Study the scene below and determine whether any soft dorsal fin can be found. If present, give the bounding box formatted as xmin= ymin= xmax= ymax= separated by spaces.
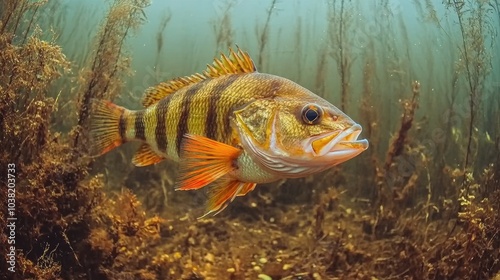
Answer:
xmin=141 ymin=47 xmax=256 ymax=107
xmin=203 ymin=47 xmax=257 ymax=78
xmin=142 ymin=73 xmax=205 ymax=107
xmin=132 ymin=144 xmax=165 ymax=166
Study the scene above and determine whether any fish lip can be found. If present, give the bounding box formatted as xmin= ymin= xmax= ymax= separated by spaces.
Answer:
xmin=305 ymin=124 xmax=369 ymax=157
xmin=335 ymin=124 xmax=369 ymax=151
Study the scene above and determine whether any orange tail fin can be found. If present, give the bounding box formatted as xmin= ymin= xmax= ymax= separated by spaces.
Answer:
xmin=89 ymin=100 xmax=128 ymax=155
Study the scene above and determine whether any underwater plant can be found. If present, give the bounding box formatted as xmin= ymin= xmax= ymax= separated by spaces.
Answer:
xmin=445 ymin=0 xmax=493 ymax=190
xmin=256 ymin=0 xmax=278 ymax=70
xmin=212 ymin=0 xmax=235 ymax=54
xmin=154 ymin=10 xmax=172 ymax=70
xmin=328 ymin=0 xmax=355 ymax=112
xmin=0 ymin=1 xmax=70 ymax=166
xmin=72 ymin=0 xmax=150 ymax=154
xmin=0 ymin=0 xmax=168 ymax=279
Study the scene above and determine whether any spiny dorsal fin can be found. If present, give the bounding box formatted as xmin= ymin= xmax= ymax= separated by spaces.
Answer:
xmin=141 ymin=73 xmax=206 ymax=107
xmin=203 ymin=47 xmax=257 ymax=78
xmin=141 ymin=47 xmax=256 ymax=107
xmin=132 ymin=143 xmax=165 ymax=166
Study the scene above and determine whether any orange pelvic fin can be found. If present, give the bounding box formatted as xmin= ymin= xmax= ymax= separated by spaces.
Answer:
xmin=176 ymin=134 xmax=241 ymax=191
xmin=89 ymin=100 xmax=127 ymax=155
xmin=236 ymin=182 xmax=257 ymax=197
xmin=132 ymin=144 xmax=165 ymax=166
xmin=200 ymin=180 xmax=256 ymax=218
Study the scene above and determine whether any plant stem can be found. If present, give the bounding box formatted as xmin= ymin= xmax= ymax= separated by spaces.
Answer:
xmin=453 ymin=0 xmax=476 ymax=187
xmin=22 ymin=4 xmax=39 ymax=44
xmin=258 ymin=0 xmax=277 ymax=69
xmin=339 ymin=0 xmax=347 ymax=111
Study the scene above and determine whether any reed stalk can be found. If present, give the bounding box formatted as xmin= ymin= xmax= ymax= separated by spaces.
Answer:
xmin=328 ymin=0 xmax=353 ymax=112
xmin=447 ymin=0 xmax=492 ymax=194
xmin=257 ymin=0 xmax=277 ymax=70
xmin=338 ymin=0 xmax=347 ymax=111
xmin=213 ymin=0 xmax=234 ymax=54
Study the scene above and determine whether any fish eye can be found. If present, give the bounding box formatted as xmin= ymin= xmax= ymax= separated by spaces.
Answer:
xmin=301 ymin=104 xmax=322 ymax=124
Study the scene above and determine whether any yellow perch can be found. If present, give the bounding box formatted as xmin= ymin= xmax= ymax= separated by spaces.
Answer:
xmin=90 ymin=47 xmax=369 ymax=216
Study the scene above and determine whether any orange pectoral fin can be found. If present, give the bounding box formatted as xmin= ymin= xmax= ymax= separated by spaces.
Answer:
xmin=200 ymin=180 xmax=256 ymax=218
xmin=176 ymin=134 xmax=241 ymax=191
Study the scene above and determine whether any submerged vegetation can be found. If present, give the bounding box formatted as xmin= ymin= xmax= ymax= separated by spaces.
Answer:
xmin=72 ymin=0 xmax=150 ymax=153
xmin=1 ymin=0 xmax=499 ymax=279
xmin=0 ymin=0 xmax=164 ymax=279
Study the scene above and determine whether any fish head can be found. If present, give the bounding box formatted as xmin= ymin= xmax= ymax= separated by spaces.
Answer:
xmin=233 ymin=77 xmax=369 ymax=178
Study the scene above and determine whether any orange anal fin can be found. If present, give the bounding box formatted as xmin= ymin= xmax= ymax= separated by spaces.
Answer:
xmin=199 ymin=180 xmax=256 ymax=218
xmin=132 ymin=144 xmax=165 ymax=166
xmin=176 ymin=134 xmax=241 ymax=191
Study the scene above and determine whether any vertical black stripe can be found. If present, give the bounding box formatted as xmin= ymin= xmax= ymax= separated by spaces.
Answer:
xmin=205 ymin=75 xmax=239 ymax=140
xmin=267 ymin=79 xmax=282 ymax=99
xmin=118 ymin=114 xmax=126 ymax=140
xmin=176 ymin=80 xmax=208 ymax=155
xmin=155 ymin=98 xmax=170 ymax=152
xmin=223 ymin=113 xmax=232 ymax=142
xmin=134 ymin=110 xmax=146 ymax=140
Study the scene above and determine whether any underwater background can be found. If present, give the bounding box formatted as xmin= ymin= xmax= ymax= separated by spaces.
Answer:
xmin=1 ymin=0 xmax=499 ymax=279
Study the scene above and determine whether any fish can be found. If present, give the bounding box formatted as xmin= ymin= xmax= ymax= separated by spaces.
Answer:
xmin=90 ymin=47 xmax=369 ymax=217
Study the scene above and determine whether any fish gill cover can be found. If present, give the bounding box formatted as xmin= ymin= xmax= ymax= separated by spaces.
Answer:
xmin=0 ymin=0 xmax=499 ymax=280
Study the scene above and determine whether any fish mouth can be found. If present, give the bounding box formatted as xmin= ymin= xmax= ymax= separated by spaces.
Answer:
xmin=307 ymin=124 xmax=369 ymax=159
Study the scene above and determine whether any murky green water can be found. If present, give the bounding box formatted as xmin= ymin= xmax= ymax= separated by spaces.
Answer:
xmin=1 ymin=0 xmax=499 ymax=279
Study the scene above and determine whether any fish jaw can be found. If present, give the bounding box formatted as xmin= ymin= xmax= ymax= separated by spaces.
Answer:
xmin=304 ymin=124 xmax=369 ymax=165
